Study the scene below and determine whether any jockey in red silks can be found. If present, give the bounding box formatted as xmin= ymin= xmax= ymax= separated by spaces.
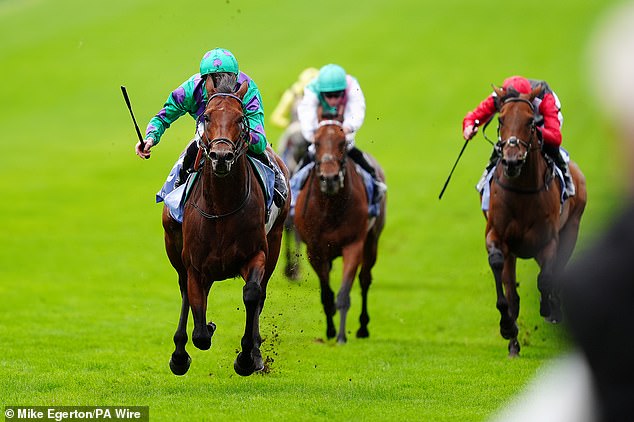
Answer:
xmin=463 ymin=75 xmax=575 ymax=197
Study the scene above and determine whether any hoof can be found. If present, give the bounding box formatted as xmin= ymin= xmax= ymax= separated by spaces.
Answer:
xmin=234 ymin=352 xmax=263 ymax=377
xmin=539 ymin=296 xmax=551 ymax=318
xmin=169 ymin=353 xmax=191 ymax=376
xmin=337 ymin=335 xmax=347 ymax=344
xmin=207 ymin=321 xmax=217 ymax=336
xmin=508 ymin=338 xmax=520 ymax=357
xmin=356 ymin=327 xmax=369 ymax=338
xmin=326 ymin=327 xmax=336 ymax=339
xmin=192 ymin=324 xmax=213 ymax=350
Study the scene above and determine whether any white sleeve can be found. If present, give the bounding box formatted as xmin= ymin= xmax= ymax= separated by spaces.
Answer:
xmin=342 ymin=76 xmax=366 ymax=135
xmin=297 ymin=88 xmax=320 ymax=143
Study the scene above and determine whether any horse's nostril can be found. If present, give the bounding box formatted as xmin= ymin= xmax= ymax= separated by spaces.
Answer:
xmin=210 ymin=152 xmax=218 ymax=160
xmin=225 ymin=153 xmax=235 ymax=162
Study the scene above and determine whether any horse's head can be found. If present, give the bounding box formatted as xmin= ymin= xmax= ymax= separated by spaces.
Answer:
xmin=494 ymin=85 xmax=542 ymax=178
xmin=313 ymin=120 xmax=347 ymax=195
xmin=200 ymin=74 xmax=250 ymax=177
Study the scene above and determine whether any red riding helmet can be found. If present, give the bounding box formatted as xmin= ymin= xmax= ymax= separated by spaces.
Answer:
xmin=503 ymin=76 xmax=531 ymax=94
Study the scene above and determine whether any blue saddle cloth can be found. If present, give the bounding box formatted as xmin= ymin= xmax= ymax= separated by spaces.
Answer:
xmin=289 ymin=163 xmax=378 ymax=217
xmin=157 ymin=156 xmax=275 ymax=224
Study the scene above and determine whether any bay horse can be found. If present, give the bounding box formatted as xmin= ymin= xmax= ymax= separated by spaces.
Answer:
xmin=484 ymin=86 xmax=587 ymax=356
xmin=162 ymin=78 xmax=290 ymax=376
xmin=294 ymin=120 xmax=386 ymax=343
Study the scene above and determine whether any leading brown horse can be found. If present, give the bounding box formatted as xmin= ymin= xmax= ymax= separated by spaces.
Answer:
xmin=294 ymin=120 xmax=386 ymax=344
xmin=484 ymin=86 xmax=587 ymax=356
xmin=162 ymin=78 xmax=290 ymax=376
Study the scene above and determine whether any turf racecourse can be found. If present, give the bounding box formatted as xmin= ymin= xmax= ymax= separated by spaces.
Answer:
xmin=0 ymin=0 xmax=626 ymax=420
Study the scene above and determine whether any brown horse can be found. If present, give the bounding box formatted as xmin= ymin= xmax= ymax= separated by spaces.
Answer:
xmin=162 ymin=78 xmax=290 ymax=376
xmin=294 ymin=120 xmax=386 ymax=343
xmin=484 ymin=86 xmax=587 ymax=356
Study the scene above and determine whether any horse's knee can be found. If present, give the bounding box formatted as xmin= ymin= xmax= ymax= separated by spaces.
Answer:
xmin=243 ymin=281 xmax=261 ymax=305
xmin=488 ymin=250 xmax=504 ymax=270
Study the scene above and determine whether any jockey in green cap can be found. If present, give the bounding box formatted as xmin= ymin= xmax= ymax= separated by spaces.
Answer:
xmin=136 ymin=48 xmax=287 ymax=208
xmin=296 ymin=63 xmax=387 ymax=202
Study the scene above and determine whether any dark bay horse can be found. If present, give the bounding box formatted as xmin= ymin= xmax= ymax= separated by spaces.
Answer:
xmin=484 ymin=86 xmax=587 ymax=356
xmin=294 ymin=120 xmax=386 ymax=343
xmin=162 ymin=79 xmax=290 ymax=376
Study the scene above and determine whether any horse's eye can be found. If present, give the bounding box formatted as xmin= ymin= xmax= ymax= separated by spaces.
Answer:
xmin=204 ymin=114 xmax=210 ymax=122
xmin=498 ymin=117 xmax=504 ymax=125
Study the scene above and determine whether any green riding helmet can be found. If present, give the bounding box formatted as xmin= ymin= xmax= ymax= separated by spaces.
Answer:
xmin=316 ymin=64 xmax=347 ymax=93
xmin=200 ymin=48 xmax=239 ymax=76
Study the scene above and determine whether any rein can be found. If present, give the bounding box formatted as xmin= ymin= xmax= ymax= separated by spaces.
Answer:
xmin=189 ymin=164 xmax=253 ymax=220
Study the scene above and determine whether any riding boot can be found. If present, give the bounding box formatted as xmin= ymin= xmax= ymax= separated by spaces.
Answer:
xmin=250 ymin=151 xmax=288 ymax=207
xmin=175 ymin=141 xmax=200 ymax=188
xmin=347 ymin=147 xmax=387 ymax=203
xmin=543 ymin=144 xmax=575 ymax=197
xmin=476 ymin=147 xmax=501 ymax=193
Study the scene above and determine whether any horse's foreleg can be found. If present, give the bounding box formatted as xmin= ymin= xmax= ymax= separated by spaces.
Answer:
xmin=170 ymin=272 xmax=192 ymax=375
xmin=357 ymin=236 xmax=378 ymax=339
xmin=308 ymin=252 xmax=336 ymax=340
xmin=235 ymin=251 xmax=266 ymax=377
xmin=487 ymin=233 xmax=519 ymax=355
xmin=187 ymin=269 xmax=212 ymax=351
xmin=337 ymin=242 xmax=364 ymax=344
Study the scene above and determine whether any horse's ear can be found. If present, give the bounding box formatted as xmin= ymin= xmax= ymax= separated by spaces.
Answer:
xmin=205 ymin=75 xmax=216 ymax=97
xmin=529 ymin=85 xmax=543 ymax=101
xmin=492 ymin=84 xmax=505 ymax=99
xmin=236 ymin=81 xmax=248 ymax=100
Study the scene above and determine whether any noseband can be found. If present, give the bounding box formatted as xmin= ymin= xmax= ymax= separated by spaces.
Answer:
xmin=198 ymin=92 xmax=250 ymax=165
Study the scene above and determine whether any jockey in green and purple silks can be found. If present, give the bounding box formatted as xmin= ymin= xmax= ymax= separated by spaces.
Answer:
xmin=136 ymin=48 xmax=276 ymax=194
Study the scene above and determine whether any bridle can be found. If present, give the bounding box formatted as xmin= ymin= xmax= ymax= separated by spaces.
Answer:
xmin=497 ymin=97 xmax=541 ymax=160
xmin=197 ymin=92 xmax=250 ymax=167
xmin=314 ymin=119 xmax=347 ymax=189
xmin=493 ymin=97 xmax=553 ymax=194
xmin=189 ymin=92 xmax=253 ymax=219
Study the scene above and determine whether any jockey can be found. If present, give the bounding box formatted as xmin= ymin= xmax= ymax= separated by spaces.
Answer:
xmin=463 ymin=75 xmax=575 ymax=197
xmin=136 ymin=48 xmax=287 ymax=206
xmin=296 ymin=63 xmax=387 ymax=201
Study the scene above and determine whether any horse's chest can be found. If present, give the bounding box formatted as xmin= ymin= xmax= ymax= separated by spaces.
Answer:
xmin=502 ymin=220 xmax=556 ymax=257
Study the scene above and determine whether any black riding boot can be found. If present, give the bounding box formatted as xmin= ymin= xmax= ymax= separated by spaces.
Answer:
xmin=250 ymin=151 xmax=288 ymax=207
xmin=175 ymin=141 xmax=199 ymax=188
xmin=347 ymin=147 xmax=387 ymax=202
xmin=543 ymin=144 xmax=575 ymax=197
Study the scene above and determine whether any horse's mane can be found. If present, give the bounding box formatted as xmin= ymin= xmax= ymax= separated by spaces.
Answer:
xmin=214 ymin=72 xmax=238 ymax=94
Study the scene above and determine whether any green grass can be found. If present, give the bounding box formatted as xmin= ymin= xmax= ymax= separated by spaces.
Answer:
xmin=0 ymin=0 xmax=626 ymax=420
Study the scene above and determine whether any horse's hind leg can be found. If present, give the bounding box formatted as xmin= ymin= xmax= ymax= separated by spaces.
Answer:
xmin=235 ymin=251 xmax=266 ymax=377
xmin=283 ymin=219 xmax=301 ymax=281
xmin=537 ymin=240 xmax=561 ymax=323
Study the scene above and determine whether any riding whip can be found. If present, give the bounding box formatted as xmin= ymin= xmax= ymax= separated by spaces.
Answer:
xmin=120 ymin=85 xmax=148 ymax=159
xmin=438 ymin=139 xmax=469 ymax=200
